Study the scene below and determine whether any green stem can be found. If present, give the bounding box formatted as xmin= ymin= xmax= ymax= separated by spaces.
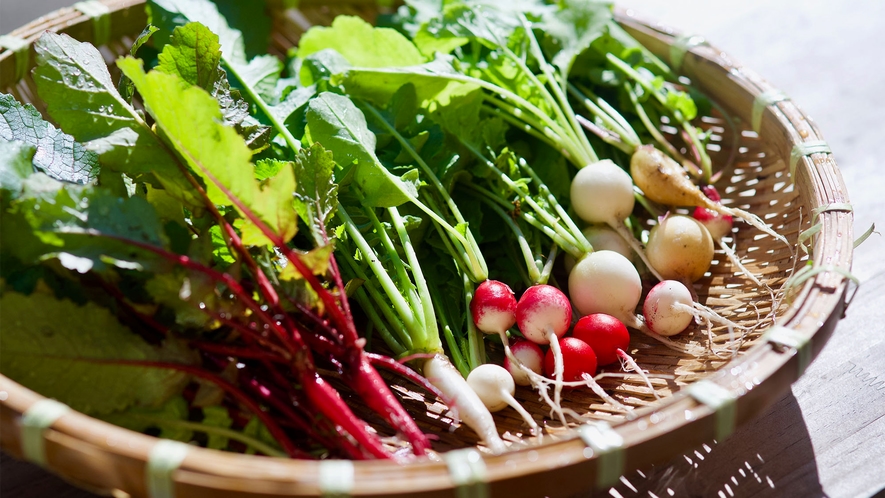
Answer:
xmin=428 ymin=284 xmax=470 ymax=377
xmin=125 ymin=416 xmax=286 ymax=458
xmin=462 ymin=273 xmax=485 ymax=371
xmin=517 ymin=158 xmax=592 ymax=254
xmin=518 ymin=15 xmax=597 ymax=164
xmin=338 ymin=207 xmax=420 ymax=338
xmin=365 ymin=207 xmax=426 ymax=330
xmin=362 ymin=103 xmax=488 ymax=281
xmin=338 ymin=245 xmax=412 ymax=352
xmin=389 ymin=206 xmax=441 ymax=352
xmin=223 ymin=60 xmax=300 ymax=153
xmin=463 ymin=186 xmax=542 ymax=283
xmin=568 ymin=83 xmax=639 ymax=148
xmin=461 ymin=140 xmax=583 ymax=252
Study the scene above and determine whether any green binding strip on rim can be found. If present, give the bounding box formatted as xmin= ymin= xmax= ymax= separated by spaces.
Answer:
xmin=688 ymin=380 xmax=737 ymax=442
xmin=789 ymin=140 xmax=831 ymax=180
xmin=577 ymin=421 xmax=624 ymax=488
xmin=73 ymin=0 xmax=112 ymax=47
xmin=318 ymin=460 xmax=355 ymax=498
xmin=0 ymin=35 xmax=30 ymax=82
xmin=444 ymin=448 xmax=489 ymax=498
xmin=669 ymin=34 xmax=706 ymax=71
xmin=20 ymin=398 xmax=71 ymax=467
xmin=764 ymin=325 xmax=812 ymax=377
xmin=146 ymin=439 xmax=190 ymax=498
xmin=751 ymin=89 xmax=789 ymax=133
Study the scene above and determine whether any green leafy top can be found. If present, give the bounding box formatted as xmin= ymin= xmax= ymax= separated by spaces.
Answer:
xmin=0 ymin=292 xmax=191 ymax=415
xmin=0 ymin=94 xmax=98 ymax=184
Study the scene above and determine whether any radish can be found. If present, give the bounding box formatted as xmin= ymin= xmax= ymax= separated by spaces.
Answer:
xmin=467 ymin=364 xmax=540 ymax=435
xmin=423 ymin=354 xmax=507 ymax=453
xmin=504 ymin=339 xmax=544 ymax=386
xmin=570 ymin=160 xmax=665 ymax=281
xmin=516 ymin=284 xmax=572 ymax=424
xmin=692 ymin=185 xmax=733 ymax=240
xmin=471 ymin=280 xmax=518 ymax=343
xmin=568 ymin=250 xmax=642 ymax=327
xmin=543 ymin=337 xmax=631 ymax=413
xmin=571 ymin=314 xmax=629 ymax=366
xmin=643 ymin=280 xmax=694 ymax=336
xmin=572 ymin=313 xmax=661 ymax=400
xmin=543 ymin=337 xmax=597 ymax=382
xmin=645 ymin=214 xmax=714 ymax=283
xmin=630 ymin=145 xmax=788 ymax=244
xmin=563 ymin=225 xmax=636 ymax=274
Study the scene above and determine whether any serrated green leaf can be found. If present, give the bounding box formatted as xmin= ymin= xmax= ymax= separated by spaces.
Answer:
xmin=297 ymin=16 xmax=425 ymax=68
xmin=540 ymin=0 xmax=612 ymax=74
xmin=156 ymin=23 xmax=271 ymax=151
xmin=31 ymin=32 xmax=197 ymax=202
xmin=0 ymin=94 xmax=98 ymax=184
xmin=201 ymin=405 xmax=234 ymax=449
xmin=118 ymin=58 xmax=296 ymax=246
xmin=292 ymin=143 xmax=337 ymax=245
xmin=119 ymin=24 xmax=160 ymax=102
xmin=0 ymin=292 xmax=191 ymax=415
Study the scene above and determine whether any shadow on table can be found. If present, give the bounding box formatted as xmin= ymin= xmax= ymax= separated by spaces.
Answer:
xmin=1 ymin=451 xmax=99 ymax=498
xmin=599 ymin=389 xmax=822 ymax=498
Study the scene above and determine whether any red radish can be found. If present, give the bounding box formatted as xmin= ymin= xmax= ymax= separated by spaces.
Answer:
xmin=543 ymin=337 xmax=598 ymax=382
xmin=643 ymin=280 xmax=694 ymax=336
xmin=471 ymin=280 xmax=518 ymax=341
xmin=692 ymin=185 xmax=734 ymax=240
xmin=516 ymin=284 xmax=572 ymax=424
xmin=504 ymin=340 xmax=544 ymax=386
xmin=572 ymin=314 xmax=630 ymax=366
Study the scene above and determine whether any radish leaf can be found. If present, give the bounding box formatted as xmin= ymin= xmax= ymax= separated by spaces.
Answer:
xmin=0 ymin=94 xmax=98 ymax=184
xmin=0 ymin=292 xmax=192 ymax=415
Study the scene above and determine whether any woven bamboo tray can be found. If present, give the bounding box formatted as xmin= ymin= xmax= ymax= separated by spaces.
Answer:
xmin=0 ymin=1 xmax=854 ymax=496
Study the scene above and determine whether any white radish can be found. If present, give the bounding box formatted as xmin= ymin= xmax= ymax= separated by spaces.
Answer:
xmin=423 ymin=354 xmax=506 ymax=454
xmin=645 ymin=214 xmax=714 ymax=283
xmin=568 ymin=250 xmax=642 ymax=325
xmin=467 ymin=364 xmax=540 ymax=435
xmin=570 ymin=159 xmax=665 ymax=281
xmin=563 ymin=225 xmax=636 ymax=273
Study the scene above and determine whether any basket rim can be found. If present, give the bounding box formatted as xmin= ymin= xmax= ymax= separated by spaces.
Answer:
xmin=0 ymin=2 xmax=854 ymax=497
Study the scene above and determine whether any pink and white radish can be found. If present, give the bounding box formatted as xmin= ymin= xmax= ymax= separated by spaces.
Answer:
xmin=467 ymin=364 xmax=539 ymax=435
xmin=645 ymin=214 xmax=714 ymax=283
xmin=570 ymin=159 xmax=665 ymax=281
xmin=470 ymin=280 xmax=518 ymax=343
xmin=504 ymin=339 xmax=544 ymax=386
xmin=692 ymin=185 xmax=733 ymax=240
xmin=643 ymin=280 xmax=694 ymax=337
xmin=568 ymin=250 xmax=643 ymax=328
xmin=516 ymin=284 xmax=572 ymax=424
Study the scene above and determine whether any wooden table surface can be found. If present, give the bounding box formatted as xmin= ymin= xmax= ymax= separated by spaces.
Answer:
xmin=2 ymin=1 xmax=884 ymax=497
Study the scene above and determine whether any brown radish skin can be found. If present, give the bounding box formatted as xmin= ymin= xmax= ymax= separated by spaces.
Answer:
xmin=646 ymin=214 xmax=714 ymax=283
xmin=630 ymin=145 xmax=788 ymax=244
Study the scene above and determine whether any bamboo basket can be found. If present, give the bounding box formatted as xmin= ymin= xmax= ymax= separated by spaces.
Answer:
xmin=0 ymin=0 xmax=854 ymax=496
